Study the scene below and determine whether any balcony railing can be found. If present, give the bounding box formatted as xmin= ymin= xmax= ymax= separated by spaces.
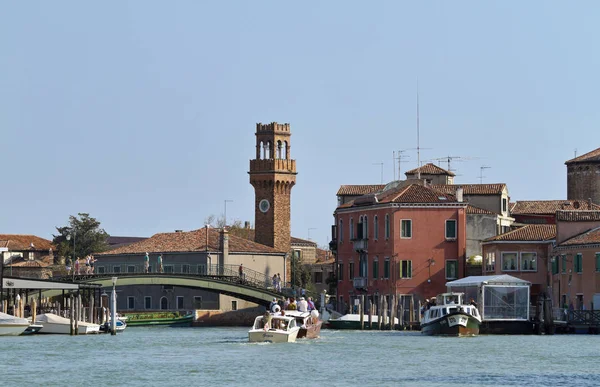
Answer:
xmin=352 ymin=239 xmax=368 ymax=252
xmin=353 ymin=277 xmax=367 ymax=289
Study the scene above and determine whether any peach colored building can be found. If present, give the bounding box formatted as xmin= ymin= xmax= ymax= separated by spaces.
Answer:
xmin=332 ymin=182 xmax=467 ymax=313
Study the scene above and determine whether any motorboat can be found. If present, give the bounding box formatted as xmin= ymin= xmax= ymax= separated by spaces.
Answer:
xmin=248 ymin=314 xmax=300 ymax=343
xmin=326 ymin=314 xmax=399 ymax=330
xmin=281 ymin=310 xmax=322 ymax=339
xmin=0 ymin=312 xmax=30 ymax=336
xmin=36 ymin=313 xmax=100 ymax=335
xmin=22 ymin=323 xmax=44 ymax=335
xmin=420 ymin=292 xmax=481 ymax=337
xmin=99 ymin=319 xmax=127 ymax=333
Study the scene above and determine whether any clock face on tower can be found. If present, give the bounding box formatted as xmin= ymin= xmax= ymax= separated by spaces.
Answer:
xmin=259 ymin=199 xmax=270 ymax=213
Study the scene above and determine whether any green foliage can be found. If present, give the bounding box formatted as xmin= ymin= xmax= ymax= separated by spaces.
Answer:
xmin=52 ymin=213 xmax=110 ymax=259
xmin=204 ymin=214 xmax=245 ymax=230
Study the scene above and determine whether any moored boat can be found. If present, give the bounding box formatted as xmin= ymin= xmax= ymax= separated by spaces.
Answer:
xmin=0 ymin=312 xmax=30 ymax=336
xmin=420 ymin=293 xmax=481 ymax=337
xmin=99 ymin=319 xmax=127 ymax=333
xmin=282 ymin=310 xmax=322 ymax=339
xmin=35 ymin=313 xmax=100 ymax=335
xmin=326 ymin=314 xmax=399 ymax=330
xmin=248 ymin=314 xmax=300 ymax=343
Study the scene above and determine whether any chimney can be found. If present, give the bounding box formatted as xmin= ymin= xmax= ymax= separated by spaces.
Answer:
xmin=244 ymin=221 xmax=250 ymax=229
xmin=219 ymin=228 xmax=229 ymax=265
xmin=175 ymin=230 xmax=183 ymax=233
xmin=456 ymin=187 xmax=464 ymax=203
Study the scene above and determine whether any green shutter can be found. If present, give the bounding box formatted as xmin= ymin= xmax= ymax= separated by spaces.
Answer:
xmin=408 ymin=260 xmax=412 ymax=278
xmin=575 ymin=254 xmax=583 ymax=273
xmin=561 ymin=255 xmax=567 ymax=273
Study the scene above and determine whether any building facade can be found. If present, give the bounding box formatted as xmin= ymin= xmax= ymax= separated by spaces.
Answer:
xmin=566 ymin=147 xmax=600 ymax=205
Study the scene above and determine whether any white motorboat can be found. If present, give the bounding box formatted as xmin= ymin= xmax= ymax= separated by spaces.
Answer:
xmin=36 ymin=313 xmax=100 ymax=335
xmin=281 ymin=310 xmax=322 ymax=339
xmin=421 ymin=292 xmax=482 ymax=336
xmin=0 ymin=312 xmax=30 ymax=336
xmin=248 ymin=314 xmax=300 ymax=343
xmin=100 ymin=319 xmax=127 ymax=333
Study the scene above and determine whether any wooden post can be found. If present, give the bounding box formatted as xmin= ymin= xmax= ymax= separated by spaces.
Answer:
xmin=382 ymin=296 xmax=388 ymax=329
xmin=31 ymin=298 xmax=37 ymax=325
xmin=391 ymin=294 xmax=397 ymax=330
xmin=400 ymin=304 xmax=405 ymax=329
xmin=359 ymin=295 xmax=365 ymax=330
xmin=74 ymin=295 xmax=80 ymax=335
xmin=409 ymin=295 xmax=414 ymax=330
xmin=368 ymin=299 xmax=373 ymax=330
xmin=378 ymin=296 xmax=383 ymax=330
xmin=69 ymin=294 xmax=74 ymax=336
xmin=89 ymin=291 xmax=95 ymax=324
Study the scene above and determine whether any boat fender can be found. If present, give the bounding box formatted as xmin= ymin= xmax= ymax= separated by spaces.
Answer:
xmin=272 ymin=304 xmax=281 ymax=313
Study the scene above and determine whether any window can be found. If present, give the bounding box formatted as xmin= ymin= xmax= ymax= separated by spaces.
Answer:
xmin=521 ymin=252 xmax=537 ymax=271
xmin=374 ymin=216 xmax=379 ymax=240
xmin=373 ymin=257 xmax=379 ymax=279
xmin=350 ymin=218 xmax=354 ymax=240
xmin=349 ymin=262 xmax=354 ymax=280
xmin=596 ymin=253 xmax=600 ymax=272
xmin=177 ymin=296 xmax=184 ymax=309
xmin=401 ymin=219 xmax=412 ymax=238
xmin=113 ymin=266 xmax=121 ymax=273
xmin=339 ymin=219 xmax=344 ymax=242
xmin=182 ymin=264 xmax=190 ymax=274
xmin=197 ymin=265 xmax=205 ymax=275
xmin=400 ymin=260 xmax=412 ymax=278
xmin=164 ymin=265 xmax=174 ymax=274
xmin=446 ymin=260 xmax=458 ymax=279
xmin=145 ymin=296 xmax=152 ymax=310
xmin=445 ymin=220 xmax=457 ymax=239
xmin=193 ymin=296 xmax=202 ymax=309
xmin=384 ymin=257 xmax=390 ymax=279
xmin=97 ymin=266 xmax=105 ymax=274
xmin=358 ymin=254 xmax=368 ymax=277
xmin=385 ymin=214 xmax=390 ymax=239
xmin=363 ymin=216 xmax=368 ymax=239
xmin=575 ymin=253 xmax=583 ymax=273
xmin=502 ymin=198 xmax=507 ymax=213
xmin=160 ymin=297 xmax=168 ymax=310
xmin=561 ymin=255 xmax=567 ymax=273
xmin=501 ymin=252 xmax=517 ymax=271
xmin=338 ymin=263 xmax=344 ymax=281
xmin=127 ymin=265 xmax=135 ymax=273
xmin=231 ymin=300 xmax=238 ymax=311
xmin=551 ymin=257 xmax=559 ymax=275
xmin=314 ymin=272 xmax=323 ymax=284
xmin=485 ymin=252 xmax=495 ymax=272
xmin=127 ymin=296 xmax=135 ymax=310
xmin=28 ymin=252 xmax=34 ymax=260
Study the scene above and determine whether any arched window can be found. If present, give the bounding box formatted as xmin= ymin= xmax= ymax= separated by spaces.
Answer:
xmin=385 ymin=214 xmax=390 ymax=239
xmin=160 ymin=297 xmax=168 ymax=310
xmin=277 ymin=140 xmax=282 ymax=159
xmin=350 ymin=218 xmax=354 ymax=240
xmin=283 ymin=141 xmax=289 ymax=159
xmin=363 ymin=215 xmax=368 ymax=239
xmin=374 ymin=215 xmax=379 ymax=240
xmin=339 ymin=219 xmax=344 ymax=242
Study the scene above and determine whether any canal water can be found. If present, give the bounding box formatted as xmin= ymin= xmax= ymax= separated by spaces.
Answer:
xmin=1 ymin=327 xmax=599 ymax=386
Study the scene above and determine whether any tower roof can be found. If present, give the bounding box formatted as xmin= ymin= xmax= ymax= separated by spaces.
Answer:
xmin=405 ymin=163 xmax=456 ymax=177
xmin=565 ymin=147 xmax=600 ymax=164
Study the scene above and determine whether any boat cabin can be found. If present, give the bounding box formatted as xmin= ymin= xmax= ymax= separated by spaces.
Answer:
xmin=252 ymin=315 xmax=297 ymax=331
xmin=424 ymin=293 xmax=480 ymax=321
xmin=438 ymin=293 xmax=464 ymax=305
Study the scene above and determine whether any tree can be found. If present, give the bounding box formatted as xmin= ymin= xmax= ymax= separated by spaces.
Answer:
xmin=53 ymin=213 xmax=110 ymax=260
xmin=203 ymin=215 xmax=244 ymax=230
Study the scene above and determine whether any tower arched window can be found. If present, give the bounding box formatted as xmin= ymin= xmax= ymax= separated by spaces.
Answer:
xmin=283 ymin=141 xmax=289 ymax=159
xmin=277 ymin=140 xmax=283 ymax=159
xmin=374 ymin=215 xmax=379 ymax=240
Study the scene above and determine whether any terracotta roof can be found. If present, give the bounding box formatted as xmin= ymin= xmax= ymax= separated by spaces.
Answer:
xmin=556 ymin=210 xmax=600 ymax=222
xmin=7 ymin=255 xmax=54 ymax=268
xmin=466 ymin=205 xmax=495 ymax=215
xmin=378 ymin=184 xmax=458 ymax=204
xmin=511 ymin=200 xmax=600 ymax=215
xmin=565 ymin=147 xmax=600 ymax=164
xmin=316 ymin=248 xmax=333 ymax=263
xmin=405 ymin=163 xmax=456 ymax=177
xmin=337 ymin=185 xmax=385 ymax=196
xmin=0 ymin=235 xmax=55 ymax=251
xmin=559 ymin=227 xmax=600 ymax=246
xmin=484 ymin=224 xmax=556 ymax=242
xmin=431 ymin=184 xmax=506 ymax=195
xmin=227 ymin=228 xmax=317 ymax=247
xmin=97 ymin=228 xmax=283 ymax=255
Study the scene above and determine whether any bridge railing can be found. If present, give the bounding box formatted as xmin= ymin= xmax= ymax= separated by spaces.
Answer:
xmin=68 ymin=263 xmax=276 ymax=293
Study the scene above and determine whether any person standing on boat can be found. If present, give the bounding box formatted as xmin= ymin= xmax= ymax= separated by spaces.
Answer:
xmin=276 ymin=273 xmax=282 ymax=292
xmin=307 ymin=297 xmax=316 ymax=311
xmin=144 ymin=252 xmax=149 ymax=273
xmin=298 ymin=297 xmax=308 ymax=312
xmin=157 ymin=254 xmax=163 ymax=273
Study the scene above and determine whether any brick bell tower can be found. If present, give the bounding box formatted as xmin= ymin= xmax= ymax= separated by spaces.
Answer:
xmin=249 ymin=122 xmax=297 ymax=252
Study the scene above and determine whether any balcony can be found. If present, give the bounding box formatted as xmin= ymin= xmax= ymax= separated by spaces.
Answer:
xmin=352 ymin=239 xmax=368 ymax=252
xmin=353 ymin=277 xmax=368 ymax=289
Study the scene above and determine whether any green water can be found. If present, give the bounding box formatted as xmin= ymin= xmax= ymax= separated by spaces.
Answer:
xmin=1 ymin=327 xmax=599 ymax=386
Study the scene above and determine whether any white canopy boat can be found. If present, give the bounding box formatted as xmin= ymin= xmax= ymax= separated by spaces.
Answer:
xmin=0 ymin=312 xmax=30 ymax=336
xmin=36 ymin=313 xmax=100 ymax=335
xmin=248 ymin=314 xmax=300 ymax=343
xmin=421 ymin=292 xmax=482 ymax=337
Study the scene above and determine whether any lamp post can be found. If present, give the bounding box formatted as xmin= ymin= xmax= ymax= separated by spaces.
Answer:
xmin=111 ymin=277 xmax=117 ymax=335
xmin=66 ymin=233 xmax=76 ymax=279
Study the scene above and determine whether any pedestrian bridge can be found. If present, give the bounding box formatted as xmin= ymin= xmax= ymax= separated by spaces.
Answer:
xmin=42 ymin=264 xmax=283 ymax=305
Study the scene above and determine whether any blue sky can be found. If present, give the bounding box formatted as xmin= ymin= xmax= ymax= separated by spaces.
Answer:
xmin=2 ymin=1 xmax=599 ymax=248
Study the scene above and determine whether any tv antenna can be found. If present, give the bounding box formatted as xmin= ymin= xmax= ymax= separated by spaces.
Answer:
xmin=479 ymin=166 xmax=491 ymax=184
xmin=393 ymin=150 xmax=410 ymax=180
xmin=373 ymin=162 xmax=384 ymax=184
xmin=432 ymin=155 xmax=480 ymax=174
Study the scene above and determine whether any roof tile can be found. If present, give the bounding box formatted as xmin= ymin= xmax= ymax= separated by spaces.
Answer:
xmin=431 ymin=184 xmax=506 ymax=195
xmin=511 ymin=200 xmax=600 ymax=215
xmin=466 ymin=205 xmax=495 ymax=215
xmin=484 ymin=224 xmax=556 ymax=242
xmin=337 ymin=185 xmax=385 ymax=196
xmin=556 ymin=210 xmax=600 ymax=222
xmin=0 ymin=235 xmax=54 ymax=251
xmin=559 ymin=227 xmax=600 ymax=246
xmin=405 ymin=163 xmax=456 ymax=177
xmin=565 ymin=147 xmax=600 ymax=164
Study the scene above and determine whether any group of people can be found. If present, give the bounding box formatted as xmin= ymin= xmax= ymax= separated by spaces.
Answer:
xmin=271 ymin=273 xmax=282 ymax=292
xmin=269 ymin=296 xmax=316 ymax=313
xmin=144 ymin=252 xmax=163 ymax=273
xmin=65 ymin=255 xmax=96 ymax=275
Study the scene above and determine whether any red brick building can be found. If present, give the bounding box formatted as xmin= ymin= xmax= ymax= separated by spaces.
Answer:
xmin=332 ymin=181 xmax=467 ymax=313
xmin=510 ymin=199 xmax=599 ymax=225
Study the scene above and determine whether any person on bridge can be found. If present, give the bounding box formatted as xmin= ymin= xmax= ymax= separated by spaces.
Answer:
xmin=158 ymin=254 xmax=163 ymax=273
xmin=238 ymin=263 xmax=244 ymax=283
xmin=144 ymin=252 xmax=149 ymax=273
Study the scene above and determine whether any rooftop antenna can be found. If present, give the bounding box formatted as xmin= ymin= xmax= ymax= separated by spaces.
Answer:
xmin=432 ymin=155 xmax=480 ymax=174
xmin=574 ymin=149 xmax=577 ymax=158
xmin=373 ymin=162 xmax=384 ymax=184
xmin=394 ymin=150 xmax=410 ymax=180
xmin=479 ymin=166 xmax=491 ymax=184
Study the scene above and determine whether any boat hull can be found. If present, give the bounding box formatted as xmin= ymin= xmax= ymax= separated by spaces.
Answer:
xmin=326 ymin=315 xmax=399 ymax=330
xmin=125 ymin=314 xmax=193 ymax=327
xmin=297 ymin=320 xmax=322 ymax=339
xmin=248 ymin=328 xmax=299 ymax=343
xmin=0 ymin=323 xmax=30 ymax=336
xmin=22 ymin=324 xmax=44 ymax=335
xmin=36 ymin=314 xmax=100 ymax=335
xmin=421 ymin=312 xmax=480 ymax=337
